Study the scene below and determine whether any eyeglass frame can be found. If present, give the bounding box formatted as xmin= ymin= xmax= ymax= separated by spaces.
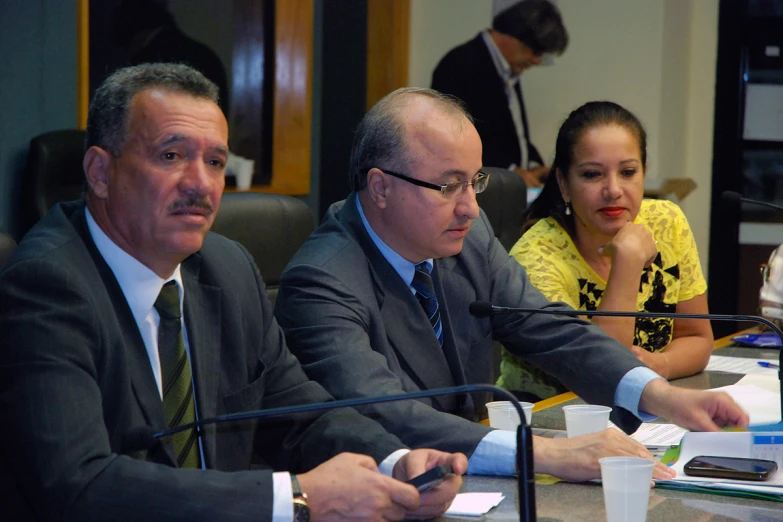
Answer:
xmin=379 ymin=169 xmax=491 ymax=199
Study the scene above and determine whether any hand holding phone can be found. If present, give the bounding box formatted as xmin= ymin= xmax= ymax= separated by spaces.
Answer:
xmin=406 ymin=464 xmax=454 ymax=492
xmin=683 ymin=455 xmax=778 ymax=481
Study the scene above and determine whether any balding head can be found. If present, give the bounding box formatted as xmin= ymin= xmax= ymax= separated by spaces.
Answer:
xmin=349 ymin=87 xmax=474 ymax=191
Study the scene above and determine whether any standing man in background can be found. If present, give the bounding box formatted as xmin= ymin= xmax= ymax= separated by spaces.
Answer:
xmin=431 ymin=0 xmax=568 ymax=189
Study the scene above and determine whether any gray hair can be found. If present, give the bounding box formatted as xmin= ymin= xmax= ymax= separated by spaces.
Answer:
xmin=85 ymin=63 xmax=220 ymax=156
xmin=349 ymin=87 xmax=473 ymax=191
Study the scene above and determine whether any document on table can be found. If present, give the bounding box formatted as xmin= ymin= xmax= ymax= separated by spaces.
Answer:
xmin=707 ymin=377 xmax=782 ymax=425
xmin=658 ymin=431 xmax=783 ymax=496
xmin=444 ymin=493 xmax=504 ymax=516
xmin=706 ymin=355 xmax=778 ymax=375
xmin=630 ymin=423 xmax=688 ymax=449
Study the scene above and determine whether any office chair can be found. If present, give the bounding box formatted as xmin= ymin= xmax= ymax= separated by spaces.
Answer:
xmin=475 ymin=166 xmax=528 ymax=387
xmin=476 ymin=166 xmax=527 ymax=252
xmin=211 ymin=192 xmax=315 ymax=307
xmin=0 ymin=232 xmax=17 ymax=269
xmin=20 ymin=130 xmax=86 ymax=238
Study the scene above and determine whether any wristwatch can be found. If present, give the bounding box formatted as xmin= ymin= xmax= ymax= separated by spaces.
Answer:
xmin=291 ymin=474 xmax=310 ymax=522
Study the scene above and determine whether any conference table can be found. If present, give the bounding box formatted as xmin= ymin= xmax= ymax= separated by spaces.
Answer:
xmin=438 ymin=332 xmax=783 ymax=521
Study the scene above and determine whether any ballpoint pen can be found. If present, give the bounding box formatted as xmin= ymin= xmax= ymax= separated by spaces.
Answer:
xmin=757 ymin=361 xmax=780 ymax=369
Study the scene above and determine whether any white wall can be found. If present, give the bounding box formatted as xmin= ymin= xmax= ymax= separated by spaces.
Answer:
xmin=408 ymin=0 xmax=492 ymax=88
xmin=407 ymin=0 xmax=718 ymax=274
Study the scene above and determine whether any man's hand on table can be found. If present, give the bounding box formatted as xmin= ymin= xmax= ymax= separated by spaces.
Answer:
xmin=638 ymin=378 xmax=750 ymax=431
xmin=532 ymin=430 xmax=674 ymax=482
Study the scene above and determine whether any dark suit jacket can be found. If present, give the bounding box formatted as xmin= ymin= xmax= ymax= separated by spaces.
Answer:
xmin=276 ymin=195 xmax=644 ymax=460
xmin=0 ymin=201 xmax=403 ymax=522
xmin=431 ymin=33 xmax=543 ymax=170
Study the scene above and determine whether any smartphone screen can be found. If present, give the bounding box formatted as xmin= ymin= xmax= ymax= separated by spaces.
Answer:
xmin=683 ymin=456 xmax=778 ymax=481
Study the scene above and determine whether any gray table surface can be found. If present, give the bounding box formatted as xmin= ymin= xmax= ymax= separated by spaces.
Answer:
xmin=437 ymin=344 xmax=783 ymax=521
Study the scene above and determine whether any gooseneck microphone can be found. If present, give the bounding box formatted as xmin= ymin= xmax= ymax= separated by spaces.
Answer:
xmin=469 ymin=300 xmax=783 ymax=419
xmin=722 ymin=190 xmax=783 ymax=214
xmin=126 ymin=384 xmax=537 ymax=522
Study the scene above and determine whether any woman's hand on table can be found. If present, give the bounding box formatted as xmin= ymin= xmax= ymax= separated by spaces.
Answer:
xmin=630 ymin=345 xmax=670 ymax=379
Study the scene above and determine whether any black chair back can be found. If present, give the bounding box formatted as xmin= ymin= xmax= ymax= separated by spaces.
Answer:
xmin=211 ymin=192 xmax=315 ymax=306
xmin=21 ymin=130 xmax=86 ymax=237
xmin=0 ymin=232 xmax=17 ymax=269
xmin=476 ymin=166 xmax=528 ymax=251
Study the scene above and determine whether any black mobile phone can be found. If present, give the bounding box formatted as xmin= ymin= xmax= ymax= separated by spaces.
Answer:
xmin=406 ymin=464 xmax=454 ymax=492
xmin=683 ymin=455 xmax=778 ymax=481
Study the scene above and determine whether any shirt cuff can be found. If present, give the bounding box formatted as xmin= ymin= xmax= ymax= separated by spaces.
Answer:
xmin=379 ymin=449 xmax=410 ymax=476
xmin=467 ymin=429 xmax=517 ymax=476
xmin=615 ymin=366 xmax=665 ymax=420
xmin=272 ymin=471 xmax=293 ymax=522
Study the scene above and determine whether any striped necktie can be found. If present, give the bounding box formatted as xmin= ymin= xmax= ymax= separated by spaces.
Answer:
xmin=411 ymin=262 xmax=444 ymax=346
xmin=154 ymin=281 xmax=200 ymax=468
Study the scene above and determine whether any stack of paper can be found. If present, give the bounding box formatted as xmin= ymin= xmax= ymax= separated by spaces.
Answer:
xmin=630 ymin=423 xmax=688 ymax=451
xmin=658 ymin=431 xmax=783 ymax=498
xmin=707 ymin=374 xmax=782 ymax=426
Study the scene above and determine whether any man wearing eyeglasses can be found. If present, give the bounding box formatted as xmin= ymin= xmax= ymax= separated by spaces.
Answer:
xmin=432 ymin=0 xmax=567 ymax=189
xmin=275 ymin=87 xmax=747 ymax=482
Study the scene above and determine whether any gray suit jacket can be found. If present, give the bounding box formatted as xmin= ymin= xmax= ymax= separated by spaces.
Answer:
xmin=276 ymin=195 xmax=645 ymax=459
xmin=0 ymin=201 xmax=404 ymax=522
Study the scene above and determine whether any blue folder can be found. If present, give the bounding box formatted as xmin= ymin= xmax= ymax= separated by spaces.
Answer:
xmin=730 ymin=333 xmax=782 ymax=348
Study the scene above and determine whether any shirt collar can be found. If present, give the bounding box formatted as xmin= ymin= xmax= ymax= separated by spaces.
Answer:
xmin=85 ymin=207 xmax=184 ymax=330
xmin=355 ymin=194 xmax=433 ymax=285
xmin=482 ymin=29 xmax=518 ymax=84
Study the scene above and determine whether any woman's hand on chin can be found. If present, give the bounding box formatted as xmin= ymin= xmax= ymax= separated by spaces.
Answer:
xmin=599 ymin=222 xmax=657 ymax=268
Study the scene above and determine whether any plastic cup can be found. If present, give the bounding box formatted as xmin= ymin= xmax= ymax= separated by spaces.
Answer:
xmin=599 ymin=457 xmax=654 ymax=522
xmin=486 ymin=401 xmax=533 ymax=431
xmin=235 ymin=158 xmax=255 ymax=191
xmin=563 ymin=404 xmax=611 ymax=438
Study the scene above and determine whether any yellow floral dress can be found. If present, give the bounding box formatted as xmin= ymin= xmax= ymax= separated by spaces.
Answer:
xmin=497 ymin=199 xmax=707 ymax=399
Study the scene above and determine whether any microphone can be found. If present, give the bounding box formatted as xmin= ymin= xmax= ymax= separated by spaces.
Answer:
xmin=470 ymin=300 xmax=783 ymax=419
xmin=722 ymin=190 xmax=783 ymax=214
xmin=126 ymin=384 xmax=536 ymax=522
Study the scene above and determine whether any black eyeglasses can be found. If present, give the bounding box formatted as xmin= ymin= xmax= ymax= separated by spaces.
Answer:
xmin=380 ymin=169 xmax=490 ymax=200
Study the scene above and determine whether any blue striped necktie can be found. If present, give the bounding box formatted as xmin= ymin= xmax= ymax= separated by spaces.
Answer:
xmin=411 ymin=262 xmax=444 ymax=346
xmin=155 ymin=281 xmax=201 ymax=468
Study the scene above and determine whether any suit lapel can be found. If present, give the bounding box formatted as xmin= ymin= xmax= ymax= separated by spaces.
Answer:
xmin=181 ymin=255 xmax=222 ymax=468
xmin=74 ymin=208 xmax=176 ymax=465
xmin=340 ymin=197 xmax=457 ymax=407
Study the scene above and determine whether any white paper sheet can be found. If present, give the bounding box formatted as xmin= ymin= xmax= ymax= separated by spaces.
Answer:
xmin=707 ymin=383 xmax=782 ymax=425
xmin=706 ymin=355 xmax=779 ymax=375
xmin=630 ymin=423 xmax=688 ymax=448
xmin=444 ymin=492 xmax=505 ymax=516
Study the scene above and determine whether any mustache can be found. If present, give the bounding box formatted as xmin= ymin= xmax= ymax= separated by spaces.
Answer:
xmin=170 ymin=195 xmax=214 ymax=214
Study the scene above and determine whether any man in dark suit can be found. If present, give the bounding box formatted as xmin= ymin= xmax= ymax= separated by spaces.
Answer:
xmin=431 ymin=0 xmax=568 ymax=188
xmin=0 ymin=64 xmax=466 ymax=522
xmin=275 ymin=87 xmax=747 ymax=482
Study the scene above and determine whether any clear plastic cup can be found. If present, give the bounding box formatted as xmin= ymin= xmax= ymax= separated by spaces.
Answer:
xmin=599 ymin=456 xmax=655 ymax=522
xmin=563 ymin=404 xmax=612 ymax=438
xmin=486 ymin=401 xmax=533 ymax=431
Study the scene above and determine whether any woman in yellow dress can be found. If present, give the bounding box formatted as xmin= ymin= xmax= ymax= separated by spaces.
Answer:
xmin=498 ymin=101 xmax=712 ymax=400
